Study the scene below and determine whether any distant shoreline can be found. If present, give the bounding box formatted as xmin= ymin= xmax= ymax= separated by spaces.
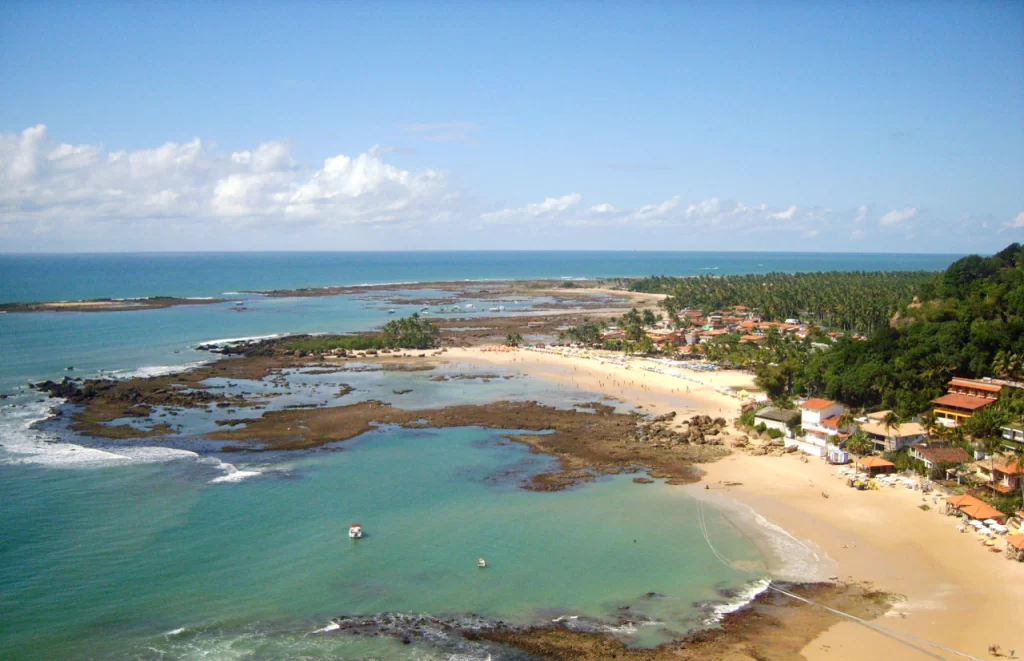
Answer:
xmin=0 ymin=296 xmax=226 ymax=313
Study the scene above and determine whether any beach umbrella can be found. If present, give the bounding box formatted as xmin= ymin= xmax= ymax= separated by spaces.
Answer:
xmin=984 ymin=519 xmax=999 ymax=525
xmin=969 ymin=520 xmax=985 ymax=527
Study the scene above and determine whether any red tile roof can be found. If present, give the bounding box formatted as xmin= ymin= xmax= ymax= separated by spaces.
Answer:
xmin=931 ymin=393 xmax=996 ymax=411
xmin=856 ymin=456 xmax=895 ymax=468
xmin=821 ymin=415 xmax=841 ymax=428
xmin=995 ymin=460 xmax=1024 ymax=475
xmin=949 ymin=378 xmax=1002 ymax=393
xmin=911 ymin=445 xmax=970 ymax=465
xmin=800 ymin=398 xmax=837 ymax=410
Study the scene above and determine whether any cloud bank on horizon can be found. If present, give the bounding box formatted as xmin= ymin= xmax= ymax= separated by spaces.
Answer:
xmin=2 ymin=124 xmax=1018 ymax=253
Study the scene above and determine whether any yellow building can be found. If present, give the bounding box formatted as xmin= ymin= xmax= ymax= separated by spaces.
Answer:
xmin=932 ymin=378 xmax=1002 ymax=427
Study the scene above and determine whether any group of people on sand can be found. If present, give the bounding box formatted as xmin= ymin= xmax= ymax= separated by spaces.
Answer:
xmin=989 ymin=645 xmax=1015 ymax=657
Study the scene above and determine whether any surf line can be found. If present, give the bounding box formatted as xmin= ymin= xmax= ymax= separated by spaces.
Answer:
xmin=694 ymin=496 xmax=983 ymax=661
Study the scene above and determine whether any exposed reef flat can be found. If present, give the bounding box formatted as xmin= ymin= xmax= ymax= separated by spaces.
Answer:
xmin=34 ymin=332 xmax=731 ymax=490
xmin=0 ymin=296 xmax=226 ymax=313
xmin=323 ymin=582 xmax=893 ymax=661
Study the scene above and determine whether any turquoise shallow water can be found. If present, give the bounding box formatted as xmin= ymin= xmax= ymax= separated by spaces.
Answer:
xmin=0 ymin=251 xmax=921 ymax=659
xmin=0 ymin=426 xmax=764 ymax=660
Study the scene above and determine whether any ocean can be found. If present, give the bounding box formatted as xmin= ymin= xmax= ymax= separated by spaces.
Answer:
xmin=0 ymin=251 xmax=958 ymax=660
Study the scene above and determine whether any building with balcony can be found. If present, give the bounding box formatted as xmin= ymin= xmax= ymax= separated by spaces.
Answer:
xmin=1002 ymin=421 xmax=1024 ymax=450
xmin=931 ymin=378 xmax=1002 ymax=427
xmin=859 ymin=411 xmax=927 ymax=452
xmin=797 ymin=398 xmax=849 ymax=456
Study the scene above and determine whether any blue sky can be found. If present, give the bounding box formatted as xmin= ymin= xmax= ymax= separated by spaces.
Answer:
xmin=1 ymin=1 xmax=1022 ymax=252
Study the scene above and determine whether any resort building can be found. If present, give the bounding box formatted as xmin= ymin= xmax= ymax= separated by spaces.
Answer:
xmin=1002 ymin=421 xmax=1024 ymax=451
xmin=753 ymin=407 xmax=800 ymax=439
xmin=908 ymin=443 xmax=971 ymax=472
xmin=796 ymin=398 xmax=848 ymax=456
xmin=859 ymin=412 xmax=927 ymax=452
xmin=931 ymin=378 xmax=1002 ymax=427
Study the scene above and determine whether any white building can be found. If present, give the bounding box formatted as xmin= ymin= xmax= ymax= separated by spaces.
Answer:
xmin=753 ymin=407 xmax=800 ymax=439
xmin=796 ymin=398 xmax=849 ymax=456
xmin=859 ymin=411 xmax=927 ymax=452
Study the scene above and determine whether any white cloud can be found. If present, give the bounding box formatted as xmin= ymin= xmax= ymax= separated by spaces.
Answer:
xmin=685 ymin=198 xmax=720 ymax=217
xmin=879 ymin=206 xmax=918 ymax=226
xmin=0 ymin=125 xmax=452 ymax=233
xmin=853 ymin=205 xmax=868 ymax=223
xmin=480 ymin=193 xmax=835 ymax=234
xmin=769 ymin=205 xmax=797 ymax=220
xmin=1005 ymin=211 xmax=1024 ymax=229
xmin=482 ymin=193 xmax=581 ymax=223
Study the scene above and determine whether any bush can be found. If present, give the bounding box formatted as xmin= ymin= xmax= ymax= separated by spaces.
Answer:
xmin=765 ymin=428 xmax=785 ymax=439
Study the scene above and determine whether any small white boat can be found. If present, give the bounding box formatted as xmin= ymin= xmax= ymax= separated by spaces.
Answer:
xmin=349 ymin=524 xmax=363 ymax=539
xmin=477 ymin=558 xmax=486 ymax=568
xmin=388 ymin=309 xmax=396 ymax=314
xmin=465 ymin=304 xmax=473 ymax=308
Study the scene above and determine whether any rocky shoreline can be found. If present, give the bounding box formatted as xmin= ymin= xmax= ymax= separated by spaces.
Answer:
xmin=32 ymin=331 xmax=743 ymax=490
xmin=320 ymin=581 xmax=893 ymax=661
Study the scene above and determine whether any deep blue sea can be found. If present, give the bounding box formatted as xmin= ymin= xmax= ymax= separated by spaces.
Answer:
xmin=0 ymin=251 xmax=957 ymax=660
xmin=0 ymin=251 xmax=959 ymax=303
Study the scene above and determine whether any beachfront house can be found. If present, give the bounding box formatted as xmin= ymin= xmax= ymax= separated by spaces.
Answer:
xmin=908 ymin=443 xmax=970 ymax=473
xmin=753 ymin=407 xmax=800 ymax=439
xmin=795 ymin=398 xmax=848 ymax=457
xmin=990 ymin=459 xmax=1024 ymax=496
xmin=931 ymin=378 xmax=1002 ymax=428
xmin=860 ymin=411 xmax=927 ymax=452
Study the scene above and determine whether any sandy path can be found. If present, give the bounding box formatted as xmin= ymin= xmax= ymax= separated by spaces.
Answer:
xmin=442 ymin=346 xmax=1024 ymax=661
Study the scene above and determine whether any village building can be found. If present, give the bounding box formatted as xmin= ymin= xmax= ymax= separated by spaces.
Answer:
xmin=1001 ymin=421 xmax=1024 ymax=450
xmin=859 ymin=411 xmax=927 ymax=452
xmin=753 ymin=407 xmax=800 ymax=439
xmin=908 ymin=443 xmax=971 ymax=472
xmin=990 ymin=458 xmax=1024 ymax=496
xmin=943 ymin=494 xmax=1007 ymax=523
xmin=795 ymin=398 xmax=848 ymax=457
xmin=931 ymin=378 xmax=1002 ymax=427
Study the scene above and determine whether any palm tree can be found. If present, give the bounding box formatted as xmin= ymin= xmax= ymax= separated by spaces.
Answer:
xmin=882 ymin=411 xmax=901 ymax=445
xmin=993 ymin=350 xmax=1010 ymax=378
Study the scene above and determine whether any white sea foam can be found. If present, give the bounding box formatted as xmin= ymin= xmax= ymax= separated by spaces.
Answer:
xmin=196 ymin=333 xmax=281 ymax=346
xmin=164 ymin=627 xmax=187 ymax=636
xmin=749 ymin=510 xmax=833 ymax=582
xmin=204 ymin=457 xmax=263 ymax=484
xmin=0 ymin=397 xmax=199 ymax=468
xmin=695 ymin=487 xmax=835 ymax=583
xmin=312 ymin=621 xmax=339 ymax=633
xmin=109 ymin=361 xmax=211 ymax=380
xmin=705 ymin=578 xmax=771 ymax=624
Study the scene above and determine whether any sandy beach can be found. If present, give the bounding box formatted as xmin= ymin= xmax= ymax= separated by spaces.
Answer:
xmin=445 ymin=345 xmax=1024 ymax=661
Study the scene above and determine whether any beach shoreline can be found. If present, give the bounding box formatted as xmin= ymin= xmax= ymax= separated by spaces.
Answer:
xmin=448 ymin=344 xmax=1024 ymax=660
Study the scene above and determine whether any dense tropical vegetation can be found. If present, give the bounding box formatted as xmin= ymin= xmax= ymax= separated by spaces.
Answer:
xmin=284 ymin=313 xmax=440 ymax=352
xmin=791 ymin=243 xmax=1024 ymax=416
xmin=629 ymin=271 xmax=934 ymax=334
